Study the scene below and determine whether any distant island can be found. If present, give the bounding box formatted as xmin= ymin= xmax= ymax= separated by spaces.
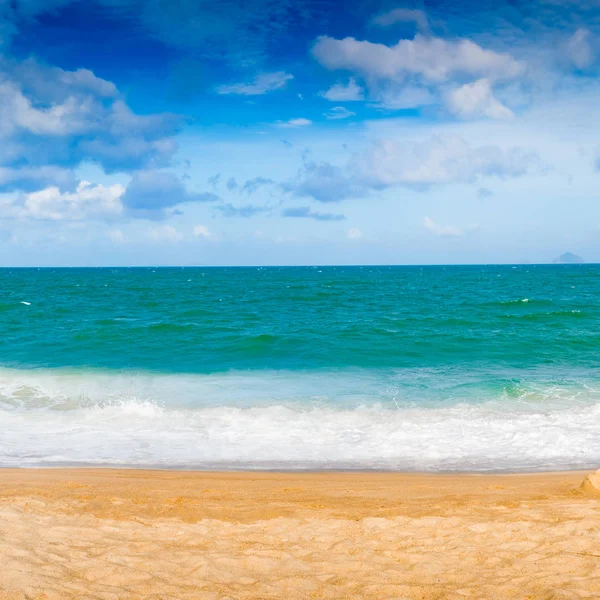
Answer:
xmin=554 ymin=252 xmax=584 ymax=264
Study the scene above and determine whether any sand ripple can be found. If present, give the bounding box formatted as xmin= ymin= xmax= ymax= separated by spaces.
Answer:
xmin=1 ymin=470 xmax=600 ymax=599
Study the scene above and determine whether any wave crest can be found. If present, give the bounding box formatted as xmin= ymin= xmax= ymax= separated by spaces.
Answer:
xmin=0 ymin=367 xmax=599 ymax=471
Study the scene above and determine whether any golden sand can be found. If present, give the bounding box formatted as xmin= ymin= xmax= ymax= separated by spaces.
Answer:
xmin=1 ymin=468 xmax=600 ymax=599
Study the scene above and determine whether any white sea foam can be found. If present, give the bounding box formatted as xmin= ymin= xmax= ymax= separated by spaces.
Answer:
xmin=0 ymin=367 xmax=599 ymax=471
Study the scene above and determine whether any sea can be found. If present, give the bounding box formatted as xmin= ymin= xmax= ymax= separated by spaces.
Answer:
xmin=1 ymin=264 xmax=599 ymax=472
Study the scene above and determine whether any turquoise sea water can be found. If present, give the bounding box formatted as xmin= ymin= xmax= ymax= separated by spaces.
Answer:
xmin=1 ymin=265 xmax=599 ymax=471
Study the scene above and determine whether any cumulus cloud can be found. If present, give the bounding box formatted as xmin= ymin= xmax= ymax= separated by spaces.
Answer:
xmin=121 ymin=171 xmax=219 ymax=218
xmin=284 ymin=135 xmax=539 ymax=202
xmin=276 ymin=118 xmax=312 ymax=128
xmin=320 ymin=78 xmax=364 ymax=101
xmin=0 ymin=58 xmax=182 ymax=176
xmin=312 ymin=35 xmax=524 ymax=83
xmin=347 ymin=227 xmax=362 ymax=239
xmin=374 ymin=86 xmax=436 ymax=110
xmin=1 ymin=169 xmax=217 ymax=222
xmin=283 ymin=161 xmax=369 ymax=202
xmin=0 ymin=54 xmax=189 ymax=226
xmin=313 ymin=34 xmax=525 ymax=118
xmin=371 ymin=8 xmax=429 ymax=32
xmin=446 ymin=79 xmax=514 ymax=120
xmin=324 ymin=106 xmax=355 ymax=120
xmin=14 ymin=181 xmax=124 ymax=221
xmin=216 ymin=71 xmax=293 ymax=95
xmin=281 ymin=206 xmax=345 ymax=221
xmin=0 ymin=80 xmax=95 ymax=136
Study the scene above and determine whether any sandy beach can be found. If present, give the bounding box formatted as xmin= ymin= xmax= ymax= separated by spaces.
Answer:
xmin=0 ymin=469 xmax=598 ymax=599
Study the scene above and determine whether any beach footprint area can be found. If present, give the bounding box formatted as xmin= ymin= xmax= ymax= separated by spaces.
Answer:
xmin=1 ymin=469 xmax=600 ymax=600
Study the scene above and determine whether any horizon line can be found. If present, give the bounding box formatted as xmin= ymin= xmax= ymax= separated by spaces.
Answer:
xmin=0 ymin=262 xmax=594 ymax=269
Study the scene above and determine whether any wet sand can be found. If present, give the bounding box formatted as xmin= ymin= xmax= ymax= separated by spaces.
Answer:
xmin=1 ymin=468 xmax=600 ymax=599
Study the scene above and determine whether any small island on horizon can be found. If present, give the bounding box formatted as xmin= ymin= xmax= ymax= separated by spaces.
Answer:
xmin=554 ymin=252 xmax=584 ymax=264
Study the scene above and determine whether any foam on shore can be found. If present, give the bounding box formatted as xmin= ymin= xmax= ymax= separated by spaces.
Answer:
xmin=1 ymin=367 xmax=600 ymax=471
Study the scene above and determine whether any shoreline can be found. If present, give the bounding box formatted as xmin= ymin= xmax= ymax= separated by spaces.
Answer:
xmin=2 ymin=468 xmax=600 ymax=598
xmin=2 ymin=464 xmax=598 ymax=474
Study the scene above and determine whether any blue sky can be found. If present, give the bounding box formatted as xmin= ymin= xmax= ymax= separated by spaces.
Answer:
xmin=1 ymin=0 xmax=600 ymax=265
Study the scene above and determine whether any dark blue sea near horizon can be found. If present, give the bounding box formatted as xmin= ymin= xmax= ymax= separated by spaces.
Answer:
xmin=1 ymin=264 xmax=599 ymax=471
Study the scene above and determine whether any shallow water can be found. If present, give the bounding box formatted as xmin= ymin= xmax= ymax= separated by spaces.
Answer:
xmin=1 ymin=265 xmax=599 ymax=470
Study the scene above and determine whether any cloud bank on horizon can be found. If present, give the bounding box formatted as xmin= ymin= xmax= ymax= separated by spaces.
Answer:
xmin=0 ymin=0 xmax=599 ymax=265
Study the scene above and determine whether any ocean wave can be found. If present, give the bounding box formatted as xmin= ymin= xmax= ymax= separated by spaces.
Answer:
xmin=499 ymin=310 xmax=588 ymax=321
xmin=1 ymin=399 xmax=600 ymax=471
xmin=0 ymin=367 xmax=599 ymax=471
xmin=488 ymin=298 xmax=554 ymax=307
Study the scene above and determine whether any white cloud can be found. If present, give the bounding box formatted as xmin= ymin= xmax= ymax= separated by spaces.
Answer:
xmin=57 ymin=67 xmax=118 ymax=97
xmin=0 ymin=81 xmax=96 ymax=136
xmin=565 ymin=28 xmax=594 ymax=69
xmin=424 ymin=216 xmax=463 ymax=238
xmin=446 ymin=79 xmax=514 ymax=120
xmin=283 ymin=161 xmax=369 ymax=202
xmin=193 ymin=224 xmax=211 ymax=238
xmin=312 ymin=34 xmax=525 ymax=119
xmin=353 ymin=135 xmax=536 ymax=188
xmin=148 ymin=225 xmax=184 ymax=242
xmin=216 ymin=71 xmax=293 ymax=95
xmin=347 ymin=227 xmax=362 ymax=239
xmin=374 ymin=86 xmax=436 ymax=110
xmin=0 ymin=57 xmax=182 ymax=188
xmin=276 ymin=118 xmax=312 ymax=128
xmin=284 ymin=134 xmax=539 ymax=202
xmin=18 ymin=181 xmax=125 ymax=221
xmin=324 ymin=106 xmax=355 ymax=120
xmin=424 ymin=217 xmax=480 ymax=238
xmin=1 ymin=168 xmax=213 ymax=224
xmin=320 ymin=78 xmax=364 ymax=101
xmin=122 ymin=170 xmax=218 ymax=218
xmin=371 ymin=8 xmax=429 ymax=32
xmin=312 ymin=35 xmax=525 ymax=84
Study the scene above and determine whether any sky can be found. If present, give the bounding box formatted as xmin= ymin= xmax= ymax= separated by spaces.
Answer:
xmin=1 ymin=0 xmax=600 ymax=265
